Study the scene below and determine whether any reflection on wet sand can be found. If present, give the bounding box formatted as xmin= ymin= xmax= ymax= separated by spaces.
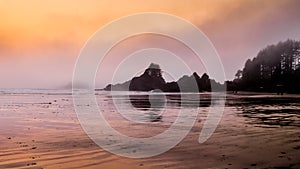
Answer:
xmin=129 ymin=93 xmax=209 ymax=108
xmin=235 ymin=97 xmax=300 ymax=128
xmin=128 ymin=94 xmax=163 ymax=122
xmin=125 ymin=92 xmax=300 ymax=127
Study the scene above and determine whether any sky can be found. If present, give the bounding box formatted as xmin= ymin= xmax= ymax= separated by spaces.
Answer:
xmin=0 ymin=0 xmax=300 ymax=89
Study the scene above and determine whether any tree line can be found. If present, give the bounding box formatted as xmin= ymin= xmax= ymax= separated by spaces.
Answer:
xmin=227 ymin=39 xmax=300 ymax=93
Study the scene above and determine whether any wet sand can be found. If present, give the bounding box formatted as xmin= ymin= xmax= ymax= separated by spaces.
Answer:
xmin=0 ymin=92 xmax=300 ymax=169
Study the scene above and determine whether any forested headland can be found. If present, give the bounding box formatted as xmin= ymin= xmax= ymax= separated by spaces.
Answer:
xmin=227 ymin=39 xmax=300 ymax=93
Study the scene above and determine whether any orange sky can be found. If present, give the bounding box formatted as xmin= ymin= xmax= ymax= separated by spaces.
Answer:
xmin=0 ymin=0 xmax=300 ymax=88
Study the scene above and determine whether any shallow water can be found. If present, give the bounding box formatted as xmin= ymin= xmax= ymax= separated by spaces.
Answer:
xmin=0 ymin=90 xmax=299 ymax=168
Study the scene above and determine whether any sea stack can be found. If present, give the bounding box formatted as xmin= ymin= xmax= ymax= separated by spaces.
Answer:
xmin=129 ymin=63 xmax=166 ymax=91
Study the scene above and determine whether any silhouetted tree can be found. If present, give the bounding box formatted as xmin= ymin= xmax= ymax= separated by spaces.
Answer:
xmin=233 ymin=39 xmax=300 ymax=93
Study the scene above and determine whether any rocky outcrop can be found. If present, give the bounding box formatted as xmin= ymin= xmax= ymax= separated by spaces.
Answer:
xmin=129 ymin=63 xmax=166 ymax=91
xmin=104 ymin=80 xmax=130 ymax=91
xmin=103 ymin=63 xmax=223 ymax=92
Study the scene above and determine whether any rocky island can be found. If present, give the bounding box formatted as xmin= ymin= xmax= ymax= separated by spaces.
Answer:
xmin=103 ymin=63 xmax=224 ymax=92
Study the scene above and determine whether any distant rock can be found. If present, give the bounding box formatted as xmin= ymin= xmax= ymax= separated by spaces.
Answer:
xmin=171 ymin=72 xmax=211 ymax=92
xmin=104 ymin=80 xmax=131 ymax=91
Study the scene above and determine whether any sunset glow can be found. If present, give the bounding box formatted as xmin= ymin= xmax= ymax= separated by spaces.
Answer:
xmin=1 ymin=0 xmax=300 ymax=88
